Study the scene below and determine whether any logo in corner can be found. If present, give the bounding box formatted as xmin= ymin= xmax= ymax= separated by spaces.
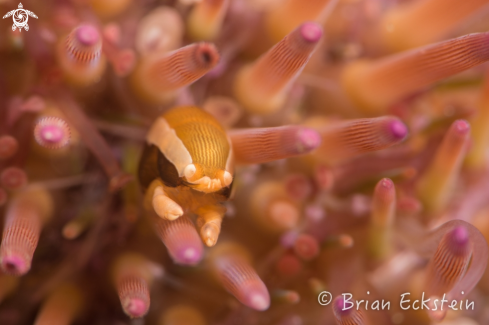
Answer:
xmin=2 ymin=3 xmax=38 ymax=32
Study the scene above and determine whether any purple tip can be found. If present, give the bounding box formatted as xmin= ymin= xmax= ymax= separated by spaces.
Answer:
xmin=155 ymin=215 xmax=205 ymax=266
xmin=450 ymin=226 xmax=470 ymax=247
xmin=379 ymin=178 xmax=394 ymax=189
xmin=243 ymin=283 xmax=271 ymax=311
xmin=34 ymin=117 xmax=70 ymax=149
xmin=297 ymin=128 xmax=321 ymax=152
xmin=124 ymin=298 xmax=148 ymax=318
xmin=333 ymin=297 xmax=352 ymax=316
xmin=75 ymin=24 xmax=100 ymax=46
xmin=453 ymin=119 xmax=470 ymax=134
xmin=388 ymin=119 xmax=408 ymax=140
xmin=40 ymin=125 xmax=65 ymax=144
xmin=174 ymin=246 xmax=204 ymax=265
xmin=442 ymin=226 xmax=472 ymax=257
xmin=299 ymin=22 xmax=323 ymax=43
xmin=1 ymin=254 xmax=28 ymax=275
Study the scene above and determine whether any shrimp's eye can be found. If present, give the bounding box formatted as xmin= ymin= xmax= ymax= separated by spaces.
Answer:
xmin=139 ymin=106 xmax=234 ymax=195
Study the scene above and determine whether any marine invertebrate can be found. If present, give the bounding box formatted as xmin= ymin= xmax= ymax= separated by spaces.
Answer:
xmin=139 ymin=106 xmax=234 ymax=246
